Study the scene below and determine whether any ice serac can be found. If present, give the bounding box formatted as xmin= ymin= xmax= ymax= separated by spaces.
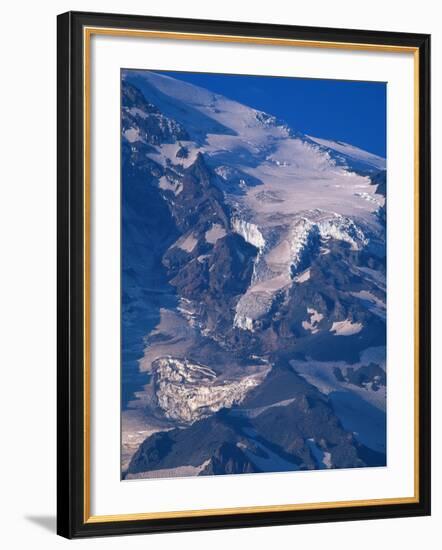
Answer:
xmin=121 ymin=70 xmax=387 ymax=475
xmin=231 ymin=218 xmax=265 ymax=251
xmin=152 ymin=357 xmax=268 ymax=423
xmin=233 ymin=210 xmax=370 ymax=332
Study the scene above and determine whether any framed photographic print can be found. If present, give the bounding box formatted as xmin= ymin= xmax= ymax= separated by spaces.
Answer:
xmin=57 ymin=11 xmax=431 ymax=538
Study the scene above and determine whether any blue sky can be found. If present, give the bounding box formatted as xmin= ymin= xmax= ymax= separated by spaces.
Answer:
xmin=156 ymin=70 xmax=386 ymax=158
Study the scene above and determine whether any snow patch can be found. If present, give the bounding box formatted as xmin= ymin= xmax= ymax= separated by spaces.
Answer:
xmin=294 ymin=269 xmax=311 ymax=283
xmin=302 ymin=308 xmax=324 ymax=334
xmin=205 ymin=223 xmax=226 ymax=244
xmin=306 ymin=438 xmax=332 ymax=469
xmin=128 ymin=107 xmax=148 ymax=119
xmin=175 ymin=233 xmax=198 ymax=253
xmin=124 ymin=127 xmax=143 ymax=143
xmin=330 ymin=319 xmax=363 ymax=336
xmin=159 ymin=175 xmax=183 ymax=195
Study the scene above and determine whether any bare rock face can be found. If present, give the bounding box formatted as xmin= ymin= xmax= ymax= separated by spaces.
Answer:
xmin=127 ymin=412 xmax=252 ymax=476
xmin=122 ymin=81 xmax=189 ymax=145
xmin=199 ymin=442 xmax=260 ymax=475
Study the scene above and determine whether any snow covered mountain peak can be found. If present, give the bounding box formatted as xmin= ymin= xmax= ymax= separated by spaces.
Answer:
xmin=122 ymin=69 xmax=290 ymax=141
xmin=122 ymin=71 xmax=387 ymax=475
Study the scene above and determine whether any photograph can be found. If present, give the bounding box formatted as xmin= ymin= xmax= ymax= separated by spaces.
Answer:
xmin=55 ymin=9 xmax=431 ymax=538
xmin=121 ymin=69 xmax=387 ymax=480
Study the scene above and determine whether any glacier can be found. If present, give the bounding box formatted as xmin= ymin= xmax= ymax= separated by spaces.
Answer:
xmin=121 ymin=69 xmax=387 ymax=478
xmin=152 ymin=357 xmax=268 ymax=423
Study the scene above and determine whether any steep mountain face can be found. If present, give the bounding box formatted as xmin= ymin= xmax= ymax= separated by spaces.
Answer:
xmin=121 ymin=70 xmax=387 ymax=478
xmin=122 ymin=81 xmax=189 ymax=145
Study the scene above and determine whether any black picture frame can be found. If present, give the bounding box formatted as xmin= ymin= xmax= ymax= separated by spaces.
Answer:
xmin=57 ymin=10 xmax=431 ymax=539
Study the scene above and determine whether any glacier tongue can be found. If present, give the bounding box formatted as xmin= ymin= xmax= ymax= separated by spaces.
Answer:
xmin=287 ymin=218 xmax=319 ymax=273
xmin=153 ymin=357 xmax=267 ymax=423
